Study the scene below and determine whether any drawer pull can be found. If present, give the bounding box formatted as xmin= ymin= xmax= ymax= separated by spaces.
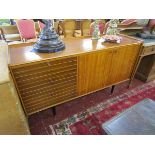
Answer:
xmin=47 ymin=62 xmax=52 ymax=66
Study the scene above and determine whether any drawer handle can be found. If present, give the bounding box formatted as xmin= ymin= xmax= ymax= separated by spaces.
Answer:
xmin=108 ymin=51 xmax=113 ymax=54
xmin=47 ymin=62 xmax=52 ymax=66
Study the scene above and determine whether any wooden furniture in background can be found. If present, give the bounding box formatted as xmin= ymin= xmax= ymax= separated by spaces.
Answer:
xmin=119 ymin=26 xmax=143 ymax=36
xmin=81 ymin=20 xmax=92 ymax=36
xmin=8 ymin=35 xmax=142 ymax=116
xmin=0 ymin=25 xmax=21 ymax=41
xmin=75 ymin=20 xmax=82 ymax=30
xmin=60 ymin=20 xmax=76 ymax=38
xmin=136 ymin=42 xmax=155 ymax=82
xmin=118 ymin=22 xmax=143 ymax=36
xmin=104 ymin=19 xmax=143 ymax=36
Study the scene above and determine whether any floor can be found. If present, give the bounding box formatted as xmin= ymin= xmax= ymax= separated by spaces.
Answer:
xmin=28 ymin=78 xmax=144 ymax=135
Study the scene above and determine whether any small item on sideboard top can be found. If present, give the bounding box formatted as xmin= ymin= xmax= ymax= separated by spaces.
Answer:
xmin=33 ymin=19 xmax=65 ymax=53
xmin=91 ymin=20 xmax=100 ymax=40
xmin=106 ymin=19 xmax=119 ymax=35
xmin=102 ymin=19 xmax=122 ymax=43
xmin=102 ymin=35 xmax=122 ymax=43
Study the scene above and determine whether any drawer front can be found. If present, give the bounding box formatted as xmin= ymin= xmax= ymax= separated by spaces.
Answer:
xmin=143 ymin=45 xmax=155 ymax=55
xmin=11 ymin=57 xmax=78 ymax=115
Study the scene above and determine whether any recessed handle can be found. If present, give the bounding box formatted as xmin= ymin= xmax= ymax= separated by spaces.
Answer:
xmin=113 ymin=49 xmax=117 ymax=53
xmin=47 ymin=62 xmax=52 ymax=66
xmin=108 ymin=51 xmax=113 ymax=54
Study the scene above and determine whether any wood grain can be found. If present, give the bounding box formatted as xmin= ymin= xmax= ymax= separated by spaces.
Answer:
xmin=10 ymin=57 xmax=77 ymax=115
xmin=107 ymin=44 xmax=140 ymax=85
xmin=78 ymin=49 xmax=113 ymax=95
xmin=8 ymin=36 xmax=142 ymax=115
xmin=8 ymin=35 xmax=142 ymax=66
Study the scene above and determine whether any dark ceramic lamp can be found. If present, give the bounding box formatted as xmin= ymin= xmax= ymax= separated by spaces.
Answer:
xmin=33 ymin=19 xmax=65 ymax=53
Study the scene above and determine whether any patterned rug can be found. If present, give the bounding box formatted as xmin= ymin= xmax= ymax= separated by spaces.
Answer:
xmin=50 ymin=80 xmax=155 ymax=135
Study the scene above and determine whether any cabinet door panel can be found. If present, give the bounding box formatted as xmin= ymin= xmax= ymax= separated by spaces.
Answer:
xmin=107 ymin=44 xmax=140 ymax=85
xmin=78 ymin=50 xmax=113 ymax=95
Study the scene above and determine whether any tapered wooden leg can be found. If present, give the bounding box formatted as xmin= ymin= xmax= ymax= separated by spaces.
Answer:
xmin=111 ymin=85 xmax=115 ymax=94
xmin=52 ymin=107 xmax=56 ymax=116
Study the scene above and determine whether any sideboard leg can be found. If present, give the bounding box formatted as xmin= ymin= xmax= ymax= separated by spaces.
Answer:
xmin=128 ymin=80 xmax=132 ymax=88
xmin=111 ymin=85 xmax=115 ymax=94
xmin=52 ymin=107 xmax=56 ymax=116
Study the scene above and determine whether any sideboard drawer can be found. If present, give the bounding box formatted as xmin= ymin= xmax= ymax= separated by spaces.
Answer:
xmin=143 ymin=45 xmax=155 ymax=55
xmin=11 ymin=57 xmax=78 ymax=115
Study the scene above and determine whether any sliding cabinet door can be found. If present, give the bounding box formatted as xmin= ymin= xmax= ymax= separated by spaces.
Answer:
xmin=107 ymin=44 xmax=140 ymax=85
xmin=77 ymin=49 xmax=113 ymax=95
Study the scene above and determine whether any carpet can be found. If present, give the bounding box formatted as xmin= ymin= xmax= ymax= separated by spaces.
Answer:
xmin=50 ymin=80 xmax=155 ymax=135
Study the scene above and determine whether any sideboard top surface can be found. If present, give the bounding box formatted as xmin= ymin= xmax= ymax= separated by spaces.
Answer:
xmin=8 ymin=35 xmax=142 ymax=66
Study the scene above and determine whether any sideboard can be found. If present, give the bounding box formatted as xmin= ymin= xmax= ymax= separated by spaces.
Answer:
xmin=135 ymin=39 xmax=155 ymax=82
xmin=8 ymin=35 xmax=143 ymax=116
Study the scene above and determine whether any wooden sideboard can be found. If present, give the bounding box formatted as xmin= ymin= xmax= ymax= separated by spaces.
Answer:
xmin=136 ymin=42 xmax=155 ymax=82
xmin=8 ymin=35 xmax=143 ymax=116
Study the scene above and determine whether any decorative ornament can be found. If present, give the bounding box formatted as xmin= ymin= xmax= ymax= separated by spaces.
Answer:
xmin=102 ymin=19 xmax=121 ymax=43
xmin=33 ymin=19 xmax=65 ymax=53
xmin=106 ymin=19 xmax=120 ymax=35
xmin=92 ymin=20 xmax=100 ymax=40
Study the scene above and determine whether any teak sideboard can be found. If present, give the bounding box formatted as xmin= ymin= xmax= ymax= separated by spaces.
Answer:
xmin=8 ymin=35 xmax=143 ymax=116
